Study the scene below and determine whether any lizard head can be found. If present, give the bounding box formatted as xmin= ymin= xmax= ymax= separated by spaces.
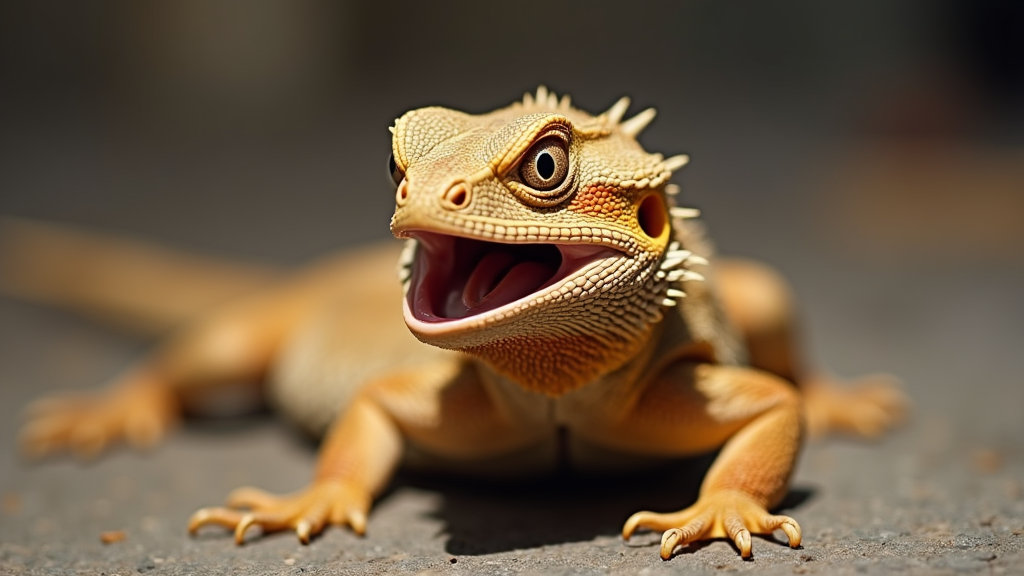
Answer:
xmin=389 ymin=87 xmax=701 ymax=395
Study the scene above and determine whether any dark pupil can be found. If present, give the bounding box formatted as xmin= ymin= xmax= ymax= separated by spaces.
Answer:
xmin=536 ymin=151 xmax=555 ymax=180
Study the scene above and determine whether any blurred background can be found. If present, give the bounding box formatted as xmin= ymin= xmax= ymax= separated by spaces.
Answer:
xmin=0 ymin=0 xmax=1022 ymax=571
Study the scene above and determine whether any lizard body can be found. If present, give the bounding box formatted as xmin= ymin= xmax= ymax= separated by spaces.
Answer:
xmin=13 ymin=88 xmax=906 ymax=560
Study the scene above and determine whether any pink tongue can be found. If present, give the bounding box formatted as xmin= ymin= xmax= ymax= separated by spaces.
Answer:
xmin=462 ymin=251 xmax=515 ymax=309
xmin=462 ymin=252 xmax=554 ymax=312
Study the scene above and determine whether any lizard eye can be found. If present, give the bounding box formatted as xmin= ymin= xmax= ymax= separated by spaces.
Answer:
xmin=388 ymin=153 xmax=405 ymax=186
xmin=519 ymin=137 xmax=569 ymax=191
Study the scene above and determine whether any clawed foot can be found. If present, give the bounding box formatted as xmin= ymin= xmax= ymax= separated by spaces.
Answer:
xmin=189 ymin=481 xmax=371 ymax=544
xmin=19 ymin=376 xmax=178 ymax=460
xmin=622 ymin=491 xmax=801 ymax=560
xmin=805 ymin=373 xmax=908 ymax=439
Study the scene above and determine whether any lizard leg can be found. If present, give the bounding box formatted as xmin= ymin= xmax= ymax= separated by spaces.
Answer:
xmin=189 ymin=386 xmax=401 ymax=544
xmin=601 ymin=362 xmax=802 ymax=559
xmin=189 ymin=360 xmax=544 ymax=544
xmin=20 ymin=367 xmax=179 ymax=459
xmin=714 ymin=257 xmax=907 ymax=439
xmin=19 ymin=283 xmax=307 ymax=460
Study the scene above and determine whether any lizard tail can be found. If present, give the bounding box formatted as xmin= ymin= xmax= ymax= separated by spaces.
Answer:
xmin=0 ymin=217 xmax=281 ymax=335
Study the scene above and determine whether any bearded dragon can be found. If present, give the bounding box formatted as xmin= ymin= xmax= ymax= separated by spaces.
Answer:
xmin=8 ymin=87 xmax=905 ymax=560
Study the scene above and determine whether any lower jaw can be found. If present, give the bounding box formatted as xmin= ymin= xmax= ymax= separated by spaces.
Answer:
xmin=403 ymin=299 xmax=659 ymax=396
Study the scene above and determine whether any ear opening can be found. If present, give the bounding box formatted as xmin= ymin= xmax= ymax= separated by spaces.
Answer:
xmin=637 ymin=193 xmax=668 ymax=241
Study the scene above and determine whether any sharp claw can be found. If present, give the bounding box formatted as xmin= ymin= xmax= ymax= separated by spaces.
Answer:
xmin=188 ymin=509 xmax=210 ymax=535
xmin=347 ymin=509 xmax=367 ymax=536
xmin=296 ymin=520 xmax=312 ymax=544
xmin=735 ymin=528 xmax=752 ymax=558
xmin=781 ymin=520 xmax=801 ymax=548
xmin=235 ymin=513 xmax=256 ymax=545
xmin=660 ymin=528 xmax=683 ymax=560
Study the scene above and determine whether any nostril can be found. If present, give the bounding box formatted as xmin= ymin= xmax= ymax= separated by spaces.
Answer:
xmin=441 ymin=182 xmax=471 ymax=209
xmin=396 ymin=180 xmax=409 ymax=206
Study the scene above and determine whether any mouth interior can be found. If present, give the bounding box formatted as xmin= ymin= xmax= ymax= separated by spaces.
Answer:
xmin=408 ymin=231 xmax=616 ymax=323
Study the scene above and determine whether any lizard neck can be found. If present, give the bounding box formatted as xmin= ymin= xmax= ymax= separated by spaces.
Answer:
xmin=464 ymin=320 xmax=664 ymax=397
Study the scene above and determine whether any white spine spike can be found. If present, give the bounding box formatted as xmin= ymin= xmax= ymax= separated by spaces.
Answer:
xmin=605 ymin=96 xmax=631 ymax=125
xmin=665 ymin=249 xmax=693 ymax=261
xmin=523 ymin=92 xmax=534 ymax=107
xmin=559 ymin=94 xmax=572 ymax=110
xmin=536 ymin=85 xmax=549 ymax=104
xmin=670 ymin=207 xmax=701 ymax=219
xmin=687 ymin=255 xmax=709 ymax=266
xmin=662 ymin=298 xmax=678 ymax=307
xmin=665 ymin=183 xmax=681 ymax=196
xmin=661 ymin=257 xmax=687 ymax=270
xmin=680 ymin=271 xmax=705 ymax=282
xmin=388 ymin=126 xmax=395 ymax=135
xmin=668 ymin=241 xmax=680 ymax=251
xmin=655 ymin=270 xmax=667 ymax=280
xmin=619 ymin=108 xmax=657 ymax=137
xmin=663 ymin=154 xmax=690 ymax=173
xmin=666 ymin=269 xmax=686 ymax=281
xmin=666 ymin=289 xmax=687 ymax=299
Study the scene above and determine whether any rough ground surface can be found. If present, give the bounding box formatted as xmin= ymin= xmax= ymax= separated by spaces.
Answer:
xmin=2 ymin=287 xmax=1023 ymax=576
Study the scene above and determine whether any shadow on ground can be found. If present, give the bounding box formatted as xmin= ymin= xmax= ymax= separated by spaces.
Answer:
xmin=383 ymin=455 xmax=815 ymax=556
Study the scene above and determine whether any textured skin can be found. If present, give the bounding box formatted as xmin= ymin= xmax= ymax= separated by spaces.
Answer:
xmin=12 ymin=88 xmax=907 ymax=560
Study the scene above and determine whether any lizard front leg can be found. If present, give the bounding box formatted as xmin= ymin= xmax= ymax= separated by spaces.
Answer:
xmin=189 ymin=383 xmax=402 ymax=544
xmin=589 ymin=362 xmax=803 ymax=559
xmin=189 ymin=359 xmax=546 ymax=544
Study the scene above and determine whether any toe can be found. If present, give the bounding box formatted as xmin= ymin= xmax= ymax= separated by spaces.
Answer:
xmin=189 ymin=507 xmax=245 ymax=534
xmin=234 ymin=513 xmax=257 ymax=545
xmin=622 ymin=511 xmax=647 ymax=540
xmin=293 ymin=500 xmax=330 ymax=545
xmin=124 ymin=412 xmax=166 ymax=449
xmin=658 ymin=516 xmax=709 ymax=559
xmin=346 ymin=508 xmax=367 ymax=536
xmin=69 ymin=421 xmax=111 ymax=460
xmin=733 ymin=528 xmax=752 ymax=558
xmin=623 ymin=509 xmax=697 ymax=539
xmin=19 ymin=417 xmax=68 ymax=458
xmin=762 ymin=514 xmax=801 ymax=548
xmin=226 ymin=486 xmax=282 ymax=510
xmin=725 ymin=515 xmax=753 ymax=557
xmin=296 ymin=519 xmax=313 ymax=544
xmin=659 ymin=528 xmax=683 ymax=560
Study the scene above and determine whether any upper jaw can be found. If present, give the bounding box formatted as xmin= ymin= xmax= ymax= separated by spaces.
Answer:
xmin=400 ymin=230 xmax=623 ymax=339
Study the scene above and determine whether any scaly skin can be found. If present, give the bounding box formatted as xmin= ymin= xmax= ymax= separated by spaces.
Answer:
xmin=14 ymin=87 xmax=907 ymax=560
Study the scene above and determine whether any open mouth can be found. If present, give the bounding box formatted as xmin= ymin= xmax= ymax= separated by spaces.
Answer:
xmin=406 ymin=231 xmax=620 ymax=323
